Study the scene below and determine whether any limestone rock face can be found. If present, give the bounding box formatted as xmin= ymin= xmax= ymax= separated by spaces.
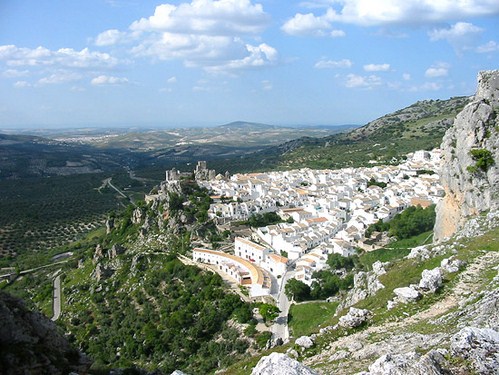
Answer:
xmin=451 ymin=327 xmax=499 ymax=374
xmin=251 ymin=352 xmax=318 ymax=375
xmin=434 ymin=70 xmax=499 ymax=241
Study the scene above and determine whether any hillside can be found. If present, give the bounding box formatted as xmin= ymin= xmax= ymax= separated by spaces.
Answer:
xmin=247 ymin=96 xmax=470 ymax=170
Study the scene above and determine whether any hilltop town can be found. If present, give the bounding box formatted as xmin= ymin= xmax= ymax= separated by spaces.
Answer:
xmin=146 ymin=150 xmax=442 ymax=301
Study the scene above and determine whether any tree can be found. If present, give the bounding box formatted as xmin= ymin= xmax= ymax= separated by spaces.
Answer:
xmin=284 ymin=278 xmax=311 ymax=302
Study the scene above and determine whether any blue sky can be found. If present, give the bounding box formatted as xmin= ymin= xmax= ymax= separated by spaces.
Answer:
xmin=0 ymin=0 xmax=498 ymax=128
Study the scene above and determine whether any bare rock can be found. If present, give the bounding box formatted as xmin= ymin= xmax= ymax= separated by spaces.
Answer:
xmin=339 ymin=307 xmax=372 ymax=329
xmin=434 ymin=70 xmax=499 ymax=241
xmin=338 ymin=271 xmax=384 ymax=310
xmin=372 ymin=261 xmax=387 ymax=276
xmin=105 ymin=217 xmax=114 ymax=234
xmin=296 ymin=336 xmax=314 ymax=349
xmin=131 ymin=207 xmax=144 ymax=225
xmin=108 ymin=244 xmax=125 ymax=259
xmin=251 ymin=352 xmax=318 ymax=375
xmin=363 ymin=350 xmax=448 ymax=375
xmin=419 ymin=268 xmax=443 ymax=293
xmin=393 ymin=287 xmax=421 ymax=303
xmin=451 ymin=327 xmax=499 ymax=374
xmin=440 ymin=257 xmax=465 ymax=273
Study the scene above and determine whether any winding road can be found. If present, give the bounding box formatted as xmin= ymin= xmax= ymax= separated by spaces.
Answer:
xmin=51 ymin=274 xmax=61 ymax=321
xmin=271 ymin=268 xmax=295 ymax=345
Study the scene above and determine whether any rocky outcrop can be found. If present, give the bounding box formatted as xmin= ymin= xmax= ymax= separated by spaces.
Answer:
xmin=0 ymin=291 xmax=89 ymax=374
xmin=338 ymin=265 xmax=385 ymax=310
xmin=251 ymin=352 xmax=318 ymax=375
xmin=339 ymin=307 xmax=372 ymax=329
xmin=434 ymin=70 xmax=499 ymax=241
xmin=451 ymin=327 xmax=499 ymax=374
xmin=360 ymin=350 xmax=448 ymax=375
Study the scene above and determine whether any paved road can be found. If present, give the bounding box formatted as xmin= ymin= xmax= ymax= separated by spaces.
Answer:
xmin=51 ymin=274 xmax=61 ymax=321
xmin=271 ymin=269 xmax=295 ymax=345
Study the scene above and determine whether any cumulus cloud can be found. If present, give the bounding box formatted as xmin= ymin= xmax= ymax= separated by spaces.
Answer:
xmin=429 ymin=22 xmax=483 ymax=54
xmin=283 ymin=1 xmax=499 ymax=37
xmin=95 ymin=29 xmax=127 ymax=46
xmin=94 ymin=1 xmax=275 ymax=73
xmin=345 ymin=73 xmax=381 ymax=88
xmin=129 ymin=0 xmax=269 ymax=35
xmin=0 ymin=45 xmax=119 ymax=68
xmin=281 ymin=9 xmax=345 ymax=37
xmin=314 ymin=58 xmax=352 ymax=69
xmin=363 ymin=63 xmax=390 ymax=72
xmin=402 ymin=73 xmax=411 ymax=80
xmin=91 ymin=75 xmax=129 ymax=85
xmin=167 ymin=76 xmax=177 ymax=83
xmin=425 ymin=62 xmax=450 ymax=77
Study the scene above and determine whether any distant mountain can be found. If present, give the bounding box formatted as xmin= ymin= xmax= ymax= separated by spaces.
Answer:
xmin=217 ymin=121 xmax=286 ymax=130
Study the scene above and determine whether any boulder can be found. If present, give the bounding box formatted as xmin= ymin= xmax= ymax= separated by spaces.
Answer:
xmin=295 ymin=336 xmax=314 ymax=349
xmin=251 ymin=352 xmax=318 ymax=375
xmin=419 ymin=268 xmax=443 ymax=293
xmin=339 ymin=307 xmax=372 ymax=329
xmin=440 ymin=257 xmax=465 ymax=273
xmin=393 ymin=287 xmax=421 ymax=303
xmin=451 ymin=327 xmax=499 ymax=374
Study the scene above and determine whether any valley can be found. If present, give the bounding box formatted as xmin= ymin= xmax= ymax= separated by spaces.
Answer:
xmin=1 ymin=72 xmax=498 ymax=375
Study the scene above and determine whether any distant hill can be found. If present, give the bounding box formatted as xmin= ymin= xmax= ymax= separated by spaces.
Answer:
xmin=217 ymin=121 xmax=286 ymax=130
xmin=246 ymin=96 xmax=471 ymax=170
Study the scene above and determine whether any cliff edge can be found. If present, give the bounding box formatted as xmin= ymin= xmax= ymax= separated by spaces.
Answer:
xmin=434 ymin=70 xmax=499 ymax=241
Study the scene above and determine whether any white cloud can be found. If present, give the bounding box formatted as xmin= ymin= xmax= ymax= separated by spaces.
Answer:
xmin=363 ymin=63 xmax=390 ymax=72
xmin=91 ymin=75 xmax=129 ymax=85
xmin=410 ymin=82 xmax=443 ymax=91
xmin=314 ymin=58 xmax=352 ymax=69
xmin=95 ymin=29 xmax=127 ymax=46
xmin=429 ymin=22 xmax=483 ymax=53
xmin=330 ymin=29 xmax=346 ymax=37
xmin=130 ymin=0 xmax=269 ymax=35
xmin=477 ymin=40 xmax=499 ymax=53
xmin=96 ymin=1 xmax=276 ymax=73
xmin=345 ymin=73 xmax=381 ymax=88
xmin=425 ymin=62 xmax=450 ymax=77
xmin=167 ymin=76 xmax=177 ymax=83
xmin=402 ymin=73 xmax=411 ymax=80
xmin=204 ymin=43 xmax=278 ymax=73
xmin=0 ymin=45 xmax=119 ymax=68
xmin=14 ymin=80 xmax=31 ymax=88
xmin=282 ymin=10 xmax=340 ymax=37
xmin=283 ymin=1 xmax=499 ymax=36
xmin=38 ymin=72 xmax=82 ymax=85
xmin=2 ymin=69 xmax=29 ymax=78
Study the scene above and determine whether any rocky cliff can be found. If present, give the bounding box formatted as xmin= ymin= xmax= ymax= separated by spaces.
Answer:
xmin=434 ymin=70 xmax=499 ymax=241
xmin=0 ymin=291 xmax=89 ymax=375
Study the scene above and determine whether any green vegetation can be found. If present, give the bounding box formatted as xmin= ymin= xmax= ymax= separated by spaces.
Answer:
xmin=288 ymin=302 xmax=339 ymax=337
xmin=467 ymin=148 xmax=495 ymax=173
xmin=244 ymin=212 xmax=284 ymax=228
xmin=365 ymin=205 xmax=436 ymax=240
xmin=63 ymin=255 xmax=252 ymax=374
xmin=257 ymin=303 xmax=280 ymax=322
xmin=285 ymin=279 xmax=312 ymax=302
xmin=367 ymin=177 xmax=387 ymax=189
